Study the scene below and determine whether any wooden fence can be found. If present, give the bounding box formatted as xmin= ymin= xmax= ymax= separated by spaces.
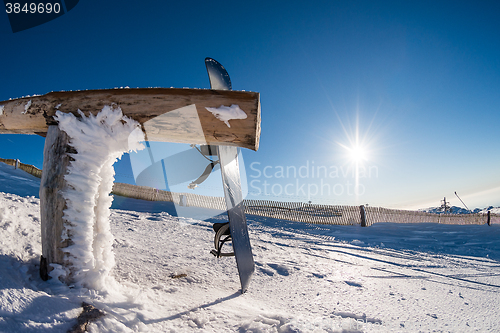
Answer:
xmin=0 ymin=158 xmax=43 ymax=178
xmin=363 ymin=206 xmax=491 ymax=226
xmin=109 ymin=184 xmax=498 ymax=226
xmin=1 ymin=159 xmax=498 ymax=226
xmin=243 ymin=200 xmax=359 ymax=225
xmin=111 ymin=183 xmax=227 ymax=210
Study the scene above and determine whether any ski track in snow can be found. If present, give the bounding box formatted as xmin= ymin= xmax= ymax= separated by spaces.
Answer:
xmin=1 ymin=162 xmax=500 ymax=332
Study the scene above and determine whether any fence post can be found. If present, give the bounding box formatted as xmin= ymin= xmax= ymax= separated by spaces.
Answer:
xmin=360 ymin=205 xmax=367 ymax=227
xmin=39 ymin=125 xmax=73 ymax=282
xmin=179 ymin=194 xmax=187 ymax=207
xmin=488 ymin=211 xmax=491 ymax=226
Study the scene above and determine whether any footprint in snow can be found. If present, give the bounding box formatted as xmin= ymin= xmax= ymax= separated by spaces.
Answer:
xmin=312 ymin=272 xmax=325 ymax=278
xmin=267 ymin=263 xmax=292 ymax=276
xmin=259 ymin=267 xmax=275 ymax=276
xmin=344 ymin=281 xmax=363 ymax=288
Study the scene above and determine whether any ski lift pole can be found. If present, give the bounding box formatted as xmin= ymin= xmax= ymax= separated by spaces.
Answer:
xmin=454 ymin=191 xmax=471 ymax=213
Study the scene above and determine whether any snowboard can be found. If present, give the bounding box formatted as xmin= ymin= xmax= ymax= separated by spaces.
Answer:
xmin=205 ymin=57 xmax=255 ymax=293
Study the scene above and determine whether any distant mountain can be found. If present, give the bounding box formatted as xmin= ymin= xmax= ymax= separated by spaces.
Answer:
xmin=420 ymin=205 xmax=500 ymax=215
xmin=479 ymin=206 xmax=500 ymax=214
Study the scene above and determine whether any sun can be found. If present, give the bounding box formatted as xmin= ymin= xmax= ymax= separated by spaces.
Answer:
xmin=349 ymin=145 xmax=367 ymax=162
xmin=338 ymin=142 xmax=368 ymax=163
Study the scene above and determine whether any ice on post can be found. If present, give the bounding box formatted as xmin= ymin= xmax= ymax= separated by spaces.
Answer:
xmin=49 ymin=105 xmax=144 ymax=290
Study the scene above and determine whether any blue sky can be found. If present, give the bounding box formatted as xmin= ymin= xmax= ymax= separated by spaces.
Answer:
xmin=1 ymin=1 xmax=499 ymax=209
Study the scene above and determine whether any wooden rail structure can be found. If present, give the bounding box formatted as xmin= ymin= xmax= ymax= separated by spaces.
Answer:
xmin=0 ymin=88 xmax=261 ymax=283
xmin=0 ymin=88 xmax=260 ymax=150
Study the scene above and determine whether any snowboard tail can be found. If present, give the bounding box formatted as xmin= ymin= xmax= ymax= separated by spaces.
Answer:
xmin=218 ymin=145 xmax=255 ymax=292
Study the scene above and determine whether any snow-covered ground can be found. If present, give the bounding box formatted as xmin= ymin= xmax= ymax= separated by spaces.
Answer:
xmin=1 ymin=161 xmax=500 ymax=332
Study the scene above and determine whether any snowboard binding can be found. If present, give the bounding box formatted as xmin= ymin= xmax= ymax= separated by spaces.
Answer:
xmin=188 ymin=144 xmax=219 ymax=189
xmin=210 ymin=222 xmax=235 ymax=258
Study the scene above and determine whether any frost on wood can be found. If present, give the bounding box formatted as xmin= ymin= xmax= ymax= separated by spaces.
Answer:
xmin=205 ymin=104 xmax=247 ymax=128
xmin=22 ymin=100 xmax=32 ymax=114
xmin=54 ymin=105 xmax=144 ymax=291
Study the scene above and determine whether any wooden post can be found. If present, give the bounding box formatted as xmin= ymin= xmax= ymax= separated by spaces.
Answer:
xmin=180 ymin=194 xmax=187 ymax=207
xmin=39 ymin=125 xmax=73 ymax=281
xmin=360 ymin=205 xmax=367 ymax=227
xmin=487 ymin=211 xmax=491 ymax=226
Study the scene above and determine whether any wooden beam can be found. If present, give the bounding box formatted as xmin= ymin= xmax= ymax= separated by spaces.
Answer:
xmin=0 ymin=88 xmax=261 ymax=150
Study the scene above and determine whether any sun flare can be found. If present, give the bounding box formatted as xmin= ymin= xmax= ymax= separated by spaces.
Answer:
xmin=338 ymin=142 xmax=368 ymax=163
xmin=349 ymin=145 xmax=367 ymax=162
